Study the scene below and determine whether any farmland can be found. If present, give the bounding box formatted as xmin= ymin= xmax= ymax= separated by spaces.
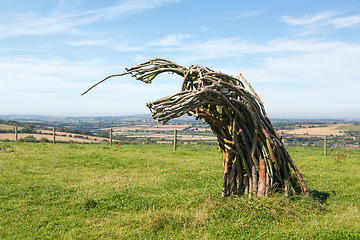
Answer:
xmin=0 ymin=116 xmax=217 ymax=145
xmin=0 ymin=125 xmax=108 ymax=144
xmin=0 ymin=115 xmax=359 ymax=148
xmin=278 ymin=124 xmax=344 ymax=137
xmin=0 ymin=143 xmax=359 ymax=239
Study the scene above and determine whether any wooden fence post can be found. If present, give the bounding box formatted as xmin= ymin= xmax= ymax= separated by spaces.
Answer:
xmin=14 ymin=126 xmax=18 ymax=142
xmin=110 ymin=128 xmax=113 ymax=146
xmin=324 ymin=135 xmax=327 ymax=157
xmin=53 ymin=127 xmax=56 ymax=145
xmin=173 ymin=130 xmax=177 ymax=151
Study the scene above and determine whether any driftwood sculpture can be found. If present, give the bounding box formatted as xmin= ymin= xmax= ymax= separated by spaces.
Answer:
xmin=82 ymin=58 xmax=309 ymax=197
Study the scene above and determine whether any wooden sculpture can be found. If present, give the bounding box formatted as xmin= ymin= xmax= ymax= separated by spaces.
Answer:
xmin=82 ymin=58 xmax=309 ymax=197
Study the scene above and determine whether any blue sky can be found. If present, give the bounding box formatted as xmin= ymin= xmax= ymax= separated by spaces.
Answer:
xmin=1 ymin=0 xmax=360 ymax=119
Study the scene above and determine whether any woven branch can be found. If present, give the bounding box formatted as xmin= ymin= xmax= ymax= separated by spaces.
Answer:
xmin=82 ymin=58 xmax=309 ymax=197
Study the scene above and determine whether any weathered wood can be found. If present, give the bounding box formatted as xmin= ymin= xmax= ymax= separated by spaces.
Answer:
xmin=53 ymin=127 xmax=56 ymax=145
xmin=14 ymin=126 xmax=18 ymax=142
xmin=324 ymin=135 xmax=327 ymax=157
xmin=110 ymin=128 xmax=113 ymax=146
xmin=173 ymin=130 xmax=177 ymax=151
xmin=258 ymin=159 xmax=266 ymax=196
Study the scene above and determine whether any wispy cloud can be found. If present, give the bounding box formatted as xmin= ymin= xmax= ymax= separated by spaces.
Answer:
xmin=1 ymin=36 xmax=360 ymax=117
xmin=0 ymin=55 xmax=181 ymax=115
xmin=148 ymin=33 xmax=191 ymax=46
xmin=115 ymin=41 xmax=145 ymax=52
xmin=232 ymin=10 xmax=266 ymax=20
xmin=158 ymin=37 xmax=353 ymax=61
xmin=0 ymin=12 xmax=83 ymax=38
xmin=99 ymin=0 xmax=179 ymax=19
xmin=281 ymin=11 xmax=360 ymax=36
xmin=145 ymin=35 xmax=360 ymax=87
xmin=67 ymin=38 xmax=146 ymax=52
xmin=282 ymin=12 xmax=337 ymax=26
xmin=0 ymin=0 xmax=178 ymax=39
xmin=330 ymin=15 xmax=360 ymax=28
xmin=10 ymin=35 xmax=356 ymax=88
xmin=0 ymin=56 xmax=118 ymax=92
xmin=242 ymin=43 xmax=360 ymax=83
xmin=67 ymin=39 xmax=111 ymax=47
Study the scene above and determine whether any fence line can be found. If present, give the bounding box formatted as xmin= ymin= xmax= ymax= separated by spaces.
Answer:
xmin=110 ymin=128 xmax=113 ymax=146
xmin=1 ymin=126 xmax=358 ymax=150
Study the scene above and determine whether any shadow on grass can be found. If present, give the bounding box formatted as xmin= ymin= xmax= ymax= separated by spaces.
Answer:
xmin=84 ymin=198 xmax=98 ymax=210
xmin=310 ymin=189 xmax=331 ymax=204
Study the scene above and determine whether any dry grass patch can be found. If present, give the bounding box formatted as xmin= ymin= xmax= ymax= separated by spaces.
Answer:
xmin=280 ymin=124 xmax=345 ymax=137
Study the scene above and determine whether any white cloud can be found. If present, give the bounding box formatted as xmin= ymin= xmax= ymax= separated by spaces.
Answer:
xmin=148 ymin=36 xmax=360 ymax=118
xmin=0 ymin=57 xmax=119 ymax=92
xmin=281 ymin=11 xmax=360 ymax=36
xmin=330 ymin=15 xmax=360 ymax=28
xmin=67 ymin=39 xmax=110 ymax=47
xmin=282 ymin=12 xmax=336 ymax=26
xmin=171 ymin=38 xmax=271 ymax=61
xmin=0 ymin=0 xmax=179 ymax=39
xmin=185 ymin=38 xmax=360 ymax=84
xmin=115 ymin=41 xmax=145 ymax=52
xmin=235 ymin=42 xmax=360 ymax=118
xmin=1 ymin=2 xmax=359 ymax=117
xmin=148 ymin=33 xmax=191 ymax=46
xmin=67 ymin=38 xmax=145 ymax=51
xmin=100 ymin=0 xmax=179 ymax=19
xmin=0 ymin=55 xmax=182 ymax=115
xmin=1 ymin=36 xmax=359 ymax=117
xmin=0 ymin=11 xmax=97 ymax=39
xmin=232 ymin=10 xmax=266 ymax=20
xmin=165 ymin=37 xmax=357 ymax=63
xmin=243 ymin=44 xmax=360 ymax=83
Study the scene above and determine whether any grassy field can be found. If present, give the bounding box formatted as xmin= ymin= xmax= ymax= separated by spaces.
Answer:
xmin=336 ymin=124 xmax=360 ymax=132
xmin=0 ymin=143 xmax=359 ymax=239
xmin=0 ymin=124 xmax=19 ymax=131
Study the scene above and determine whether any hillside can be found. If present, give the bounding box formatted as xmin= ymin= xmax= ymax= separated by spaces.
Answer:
xmin=0 ymin=121 xmax=108 ymax=143
xmin=0 ymin=143 xmax=359 ymax=239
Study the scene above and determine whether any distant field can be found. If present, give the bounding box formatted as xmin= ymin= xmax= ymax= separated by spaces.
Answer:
xmin=0 ymin=124 xmax=21 ymax=131
xmin=279 ymin=124 xmax=345 ymax=137
xmin=0 ymin=143 xmax=359 ymax=239
xmin=1 ymin=122 xmax=358 ymax=146
xmin=110 ymin=124 xmax=193 ymax=132
xmin=110 ymin=122 xmax=214 ymax=143
xmin=0 ymin=129 xmax=108 ymax=143
xmin=0 ymin=122 xmax=215 ymax=144
xmin=120 ymin=133 xmax=217 ymax=141
xmin=336 ymin=124 xmax=360 ymax=131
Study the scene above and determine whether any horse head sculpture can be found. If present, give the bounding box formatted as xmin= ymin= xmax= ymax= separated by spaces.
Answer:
xmin=82 ymin=58 xmax=309 ymax=197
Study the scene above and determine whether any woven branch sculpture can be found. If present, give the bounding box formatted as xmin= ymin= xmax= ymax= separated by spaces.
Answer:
xmin=82 ymin=58 xmax=309 ymax=197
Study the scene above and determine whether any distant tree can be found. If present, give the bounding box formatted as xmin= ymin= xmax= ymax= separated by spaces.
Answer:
xmin=40 ymin=137 xmax=50 ymax=143
xmin=20 ymin=135 xmax=37 ymax=142
xmin=96 ymin=131 xmax=110 ymax=138
xmin=21 ymin=124 xmax=36 ymax=133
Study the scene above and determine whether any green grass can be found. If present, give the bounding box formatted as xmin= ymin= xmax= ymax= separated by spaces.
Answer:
xmin=0 ymin=143 xmax=359 ymax=239
xmin=336 ymin=124 xmax=360 ymax=131
xmin=0 ymin=124 xmax=16 ymax=131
